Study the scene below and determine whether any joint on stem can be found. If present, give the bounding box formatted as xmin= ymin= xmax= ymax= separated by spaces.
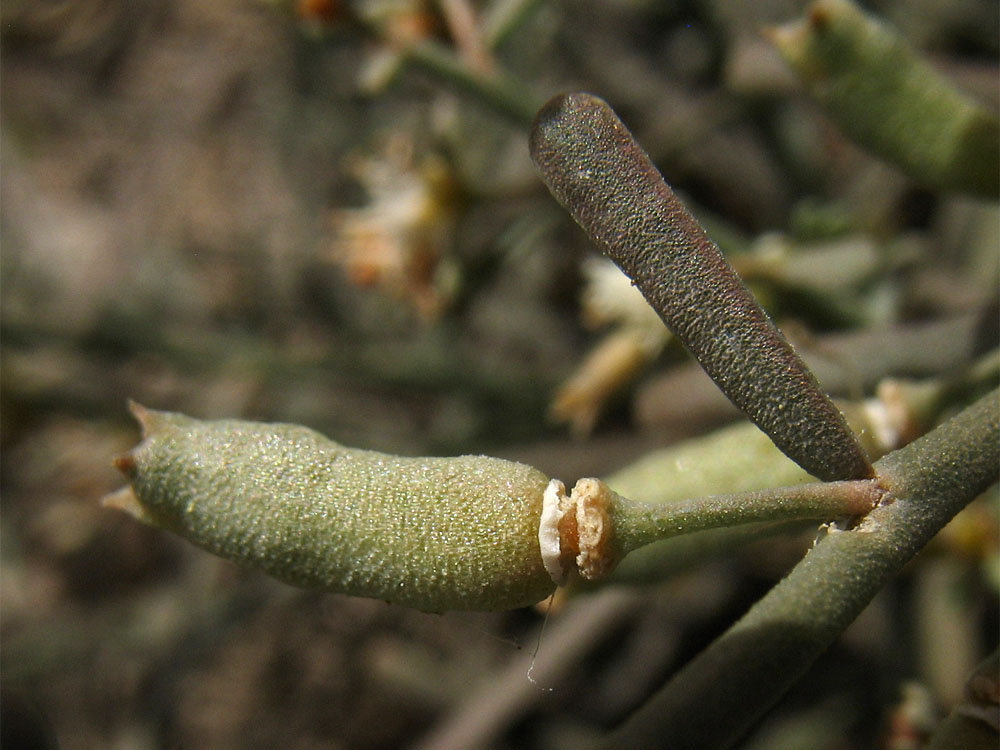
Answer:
xmin=539 ymin=477 xmax=619 ymax=585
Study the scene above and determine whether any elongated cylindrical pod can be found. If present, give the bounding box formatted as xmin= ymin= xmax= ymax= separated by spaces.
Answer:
xmin=105 ymin=403 xmax=879 ymax=610
xmin=106 ymin=402 xmax=557 ymax=612
xmin=530 ymin=92 xmax=874 ymax=483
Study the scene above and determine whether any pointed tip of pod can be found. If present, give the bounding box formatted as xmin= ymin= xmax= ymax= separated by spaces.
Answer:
xmin=124 ymin=399 xmax=178 ymax=438
xmin=125 ymin=398 xmax=151 ymax=427
xmin=766 ymin=0 xmax=847 ymax=76
xmin=766 ymin=15 xmax=827 ymax=81
xmin=532 ymin=92 xmax=601 ymax=123
xmin=113 ymin=451 xmax=138 ymax=478
xmin=103 ymin=399 xmax=177 ymax=526
xmin=806 ymin=0 xmax=841 ymax=30
xmin=101 ymin=485 xmax=158 ymax=525
xmin=763 ymin=21 xmax=801 ymax=57
xmin=112 ymin=400 xmax=168 ymax=478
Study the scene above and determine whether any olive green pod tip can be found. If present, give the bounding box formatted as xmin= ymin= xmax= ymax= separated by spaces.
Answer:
xmin=104 ymin=400 xmax=184 ymax=526
xmin=763 ymin=21 xmax=806 ymax=70
xmin=109 ymin=401 xmax=164 ymax=482
xmin=123 ymin=399 xmax=188 ymax=436
xmin=101 ymin=485 xmax=158 ymax=525
xmin=764 ymin=0 xmax=848 ymax=78
xmin=112 ymin=451 xmax=137 ymax=479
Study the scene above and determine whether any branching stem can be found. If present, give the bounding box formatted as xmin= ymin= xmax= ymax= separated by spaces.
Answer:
xmin=594 ymin=388 xmax=999 ymax=749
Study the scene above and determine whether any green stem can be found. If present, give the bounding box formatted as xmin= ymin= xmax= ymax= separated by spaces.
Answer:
xmin=483 ymin=0 xmax=544 ymax=51
xmin=613 ymin=480 xmax=881 ymax=557
xmin=770 ymin=0 xmax=1000 ymax=198
xmin=595 ymin=389 xmax=999 ymax=749
xmin=403 ymin=40 xmax=539 ymax=126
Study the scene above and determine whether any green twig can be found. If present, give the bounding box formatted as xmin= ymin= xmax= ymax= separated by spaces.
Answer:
xmin=611 ymin=480 xmax=880 ymax=557
xmin=769 ymin=0 xmax=1000 ymax=198
xmin=482 ymin=0 xmax=544 ymax=51
xmin=548 ymin=477 xmax=881 ymax=583
xmin=596 ymin=388 xmax=999 ymax=749
xmin=403 ymin=39 xmax=539 ymax=126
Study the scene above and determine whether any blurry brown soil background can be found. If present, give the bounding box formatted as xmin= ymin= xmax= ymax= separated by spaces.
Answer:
xmin=1 ymin=1 xmax=997 ymax=749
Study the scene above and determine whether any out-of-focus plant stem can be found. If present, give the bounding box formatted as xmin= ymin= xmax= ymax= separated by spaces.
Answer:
xmin=483 ymin=0 xmax=544 ymax=51
xmin=635 ymin=312 xmax=994 ymax=431
xmin=770 ymin=0 xmax=1000 ymax=198
xmin=403 ymin=39 xmax=539 ymax=126
xmin=925 ymin=650 xmax=1000 ymax=750
xmin=595 ymin=388 xmax=999 ymax=749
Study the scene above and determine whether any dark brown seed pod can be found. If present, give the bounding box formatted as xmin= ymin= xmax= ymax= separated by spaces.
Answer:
xmin=530 ymin=92 xmax=874 ymax=482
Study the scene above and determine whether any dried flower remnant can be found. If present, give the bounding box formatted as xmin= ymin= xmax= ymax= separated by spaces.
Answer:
xmin=552 ymin=259 xmax=670 ymax=435
xmin=329 ymin=135 xmax=459 ymax=321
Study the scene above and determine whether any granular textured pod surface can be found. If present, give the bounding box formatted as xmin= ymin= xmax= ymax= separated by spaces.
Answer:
xmin=107 ymin=403 xmax=556 ymax=612
xmin=530 ymin=92 xmax=874 ymax=483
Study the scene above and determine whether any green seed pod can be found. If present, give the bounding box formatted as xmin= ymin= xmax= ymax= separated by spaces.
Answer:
xmin=769 ymin=0 xmax=1000 ymax=198
xmin=105 ymin=403 xmax=878 ymax=611
xmin=106 ymin=402 xmax=557 ymax=612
